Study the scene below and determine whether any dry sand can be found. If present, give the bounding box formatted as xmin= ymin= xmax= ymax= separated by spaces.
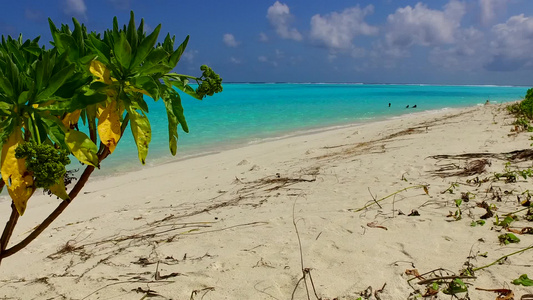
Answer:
xmin=1 ymin=103 xmax=533 ymax=299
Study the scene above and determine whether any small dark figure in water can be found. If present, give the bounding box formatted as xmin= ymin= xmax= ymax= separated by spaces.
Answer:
xmin=412 ymin=105 xmax=417 ymax=108
xmin=406 ymin=105 xmax=409 ymax=108
xmin=388 ymin=103 xmax=391 ymax=107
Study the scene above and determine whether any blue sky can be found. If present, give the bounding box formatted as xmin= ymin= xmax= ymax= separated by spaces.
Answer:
xmin=1 ymin=0 xmax=533 ymax=85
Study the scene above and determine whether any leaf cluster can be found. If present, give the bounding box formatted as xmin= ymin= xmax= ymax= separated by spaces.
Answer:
xmin=508 ymin=88 xmax=533 ymax=134
xmin=0 ymin=11 xmax=223 ymax=213
xmin=14 ymin=143 xmax=70 ymax=189
xmin=494 ymin=165 xmax=533 ymax=183
xmin=521 ymin=88 xmax=533 ymax=119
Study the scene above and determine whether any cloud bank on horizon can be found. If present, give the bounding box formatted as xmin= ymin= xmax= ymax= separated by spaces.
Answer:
xmin=1 ymin=0 xmax=533 ymax=85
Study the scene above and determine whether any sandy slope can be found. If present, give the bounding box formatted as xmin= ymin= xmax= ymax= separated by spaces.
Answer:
xmin=1 ymin=103 xmax=533 ymax=299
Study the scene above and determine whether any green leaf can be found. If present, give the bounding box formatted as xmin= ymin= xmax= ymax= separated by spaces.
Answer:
xmin=162 ymin=96 xmax=179 ymax=155
xmin=71 ymin=17 xmax=84 ymax=52
xmin=57 ymin=33 xmax=79 ymax=62
xmin=126 ymin=105 xmax=151 ymax=164
xmin=126 ymin=11 xmax=138 ymax=48
xmin=35 ymin=51 xmax=49 ymax=93
xmin=41 ymin=117 xmax=68 ymax=150
xmin=498 ymin=233 xmax=520 ymax=245
xmin=171 ymin=79 xmax=202 ymax=100
xmin=138 ymin=64 xmax=172 ymax=76
xmin=131 ymin=24 xmax=161 ymax=69
xmin=130 ymin=76 xmax=158 ymax=101
xmin=114 ymin=32 xmax=132 ymax=69
xmin=65 ymin=129 xmax=99 ymax=167
xmin=23 ymin=45 xmax=42 ymax=56
xmin=34 ymin=90 xmax=106 ymax=114
xmin=48 ymin=18 xmax=58 ymax=36
xmin=494 ymin=215 xmax=515 ymax=228
xmin=512 ymin=274 xmax=533 ymax=286
xmin=113 ymin=16 xmax=119 ymax=33
xmin=137 ymin=18 xmax=145 ymax=39
xmin=36 ymin=63 xmax=76 ymax=102
xmin=0 ymin=101 xmax=12 ymax=116
xmin=0 ymin=75 xmax=14 ymax=98
xmin=0 ymin=118 xmax=14 ymax=147
xmin=142 ymin=46 xmax=167 ymax=67
xmin=87 ymin=34 xmax=111 ymax=65
xmin=169 ymin=35 xmax=189 ymax=67
xmin=6 ymin=41 xmax=25 ymax=68
xmin=5 ymin=57 xmax=20 ymax=96
xmin=470 ymin=220 xmax=485 ymax=227
xmin=168 ymin=91 xmax=188 ymax=132
xmin=443 ymin=278 xmax=468 ymax=295
xmin=53 ymin=73 xmax=91 ymax=99
xmin=79 ymin=53 xmax=97 ymax=65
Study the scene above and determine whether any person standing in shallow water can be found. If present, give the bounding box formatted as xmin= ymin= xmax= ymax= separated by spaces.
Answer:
xmin=388 ymin=103 xmax=391 ymax=107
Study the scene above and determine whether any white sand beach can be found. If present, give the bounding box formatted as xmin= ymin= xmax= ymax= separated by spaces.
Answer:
xmin=1 ymin=103 xmax=532 ymax=299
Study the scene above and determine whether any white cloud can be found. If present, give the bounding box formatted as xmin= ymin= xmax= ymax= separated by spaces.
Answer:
xmin=259 ymin=32 xmax=269 ymax=42
xmin=223 ymin=33 xmax=240 ymax=47
xmin=266 ymin=1 xmax=303 ymax=41
xmin=479 ymin=0 xmax=508 ymax=25
xmin=182 ymin=49 xmax=198 ymax=63
xmin=309 ymin=5 xmax=378 ymax=51
xmin=385 ymin=0 xmax=466 ymax=48
xmin=258 ymin=55 xmax=278 ymax=67
xmin=351 ymin=47 xmax=367 ymax=58
xmin=487 ymin=14 xmax=533 ymax=70
xmin=429 ymin=27 xmax=489 ymax=70
xmin=230 ymin=57 xmax=242 ymax=64
xmin=64 ymin=0 xmax=87 ymax=18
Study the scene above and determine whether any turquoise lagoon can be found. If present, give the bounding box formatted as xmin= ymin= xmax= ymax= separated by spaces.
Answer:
xmin=95 ymin=83 xmax=529 ymax=175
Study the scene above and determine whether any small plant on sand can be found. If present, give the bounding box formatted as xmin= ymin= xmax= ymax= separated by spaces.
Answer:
xmin=448 ymin=199 xmax=464 ymax=221
xmin=513 ymin=117 xmax=533 ymax=132
xmin=406 ymin=268 xmax=474 ymax=300
xmin=498 ymin=233 xmax=520 ymax=245
xmin=442 ymin=182 xmax=460 ymax=194
xmin=494 ymin=162 xmax=533 ymax=183
xmin=508 ymin=88 xmax=533 ymax=133
xmin=470 ymin=219 xmax=485 ymax=227
xmin=512 ymin=274 xmax=533 ymax=286
xmin=0 ymin=12 xmax=222 ymax=264
xmin=521 ymin=88 xmax=533 ymax=119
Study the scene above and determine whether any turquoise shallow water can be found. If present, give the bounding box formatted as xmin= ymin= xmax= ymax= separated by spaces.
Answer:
xmin=94 ymin=83 xmax=529 ymax=175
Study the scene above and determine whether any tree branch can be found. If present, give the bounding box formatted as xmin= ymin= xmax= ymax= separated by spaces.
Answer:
xmin=0 ymin=203 xmax=20 ymax=265
xmin=0 ymin=147 xmax=110 ymax=260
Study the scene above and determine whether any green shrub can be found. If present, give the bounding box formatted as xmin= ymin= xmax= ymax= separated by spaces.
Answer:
xmin=520 ymin=88 xmax=533 ymax=119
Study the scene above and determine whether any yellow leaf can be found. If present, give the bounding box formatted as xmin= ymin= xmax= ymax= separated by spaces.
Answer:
xmin=48 ymin=179 xmax=70 ymax=201
xmin=61 ymin=109 xmax=82 ymax=129
xmin=65 ymin=130 xmax=99 ymax=168
xmin=128 ymin=108 xmax=151 ymax=164
xmin=0 ymin=126 xmax=35 ymax=215
xmin=89 ymin=60 xmax=113 ymax=85
xmin=97 ymin=101 xmax=122 ymax=154
xmin=124 ymin=82 xmax=150 ymax=96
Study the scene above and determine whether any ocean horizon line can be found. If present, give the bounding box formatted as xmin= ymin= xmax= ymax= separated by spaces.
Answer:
xmin=223 ymin=81 xmax=530 ymax=88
